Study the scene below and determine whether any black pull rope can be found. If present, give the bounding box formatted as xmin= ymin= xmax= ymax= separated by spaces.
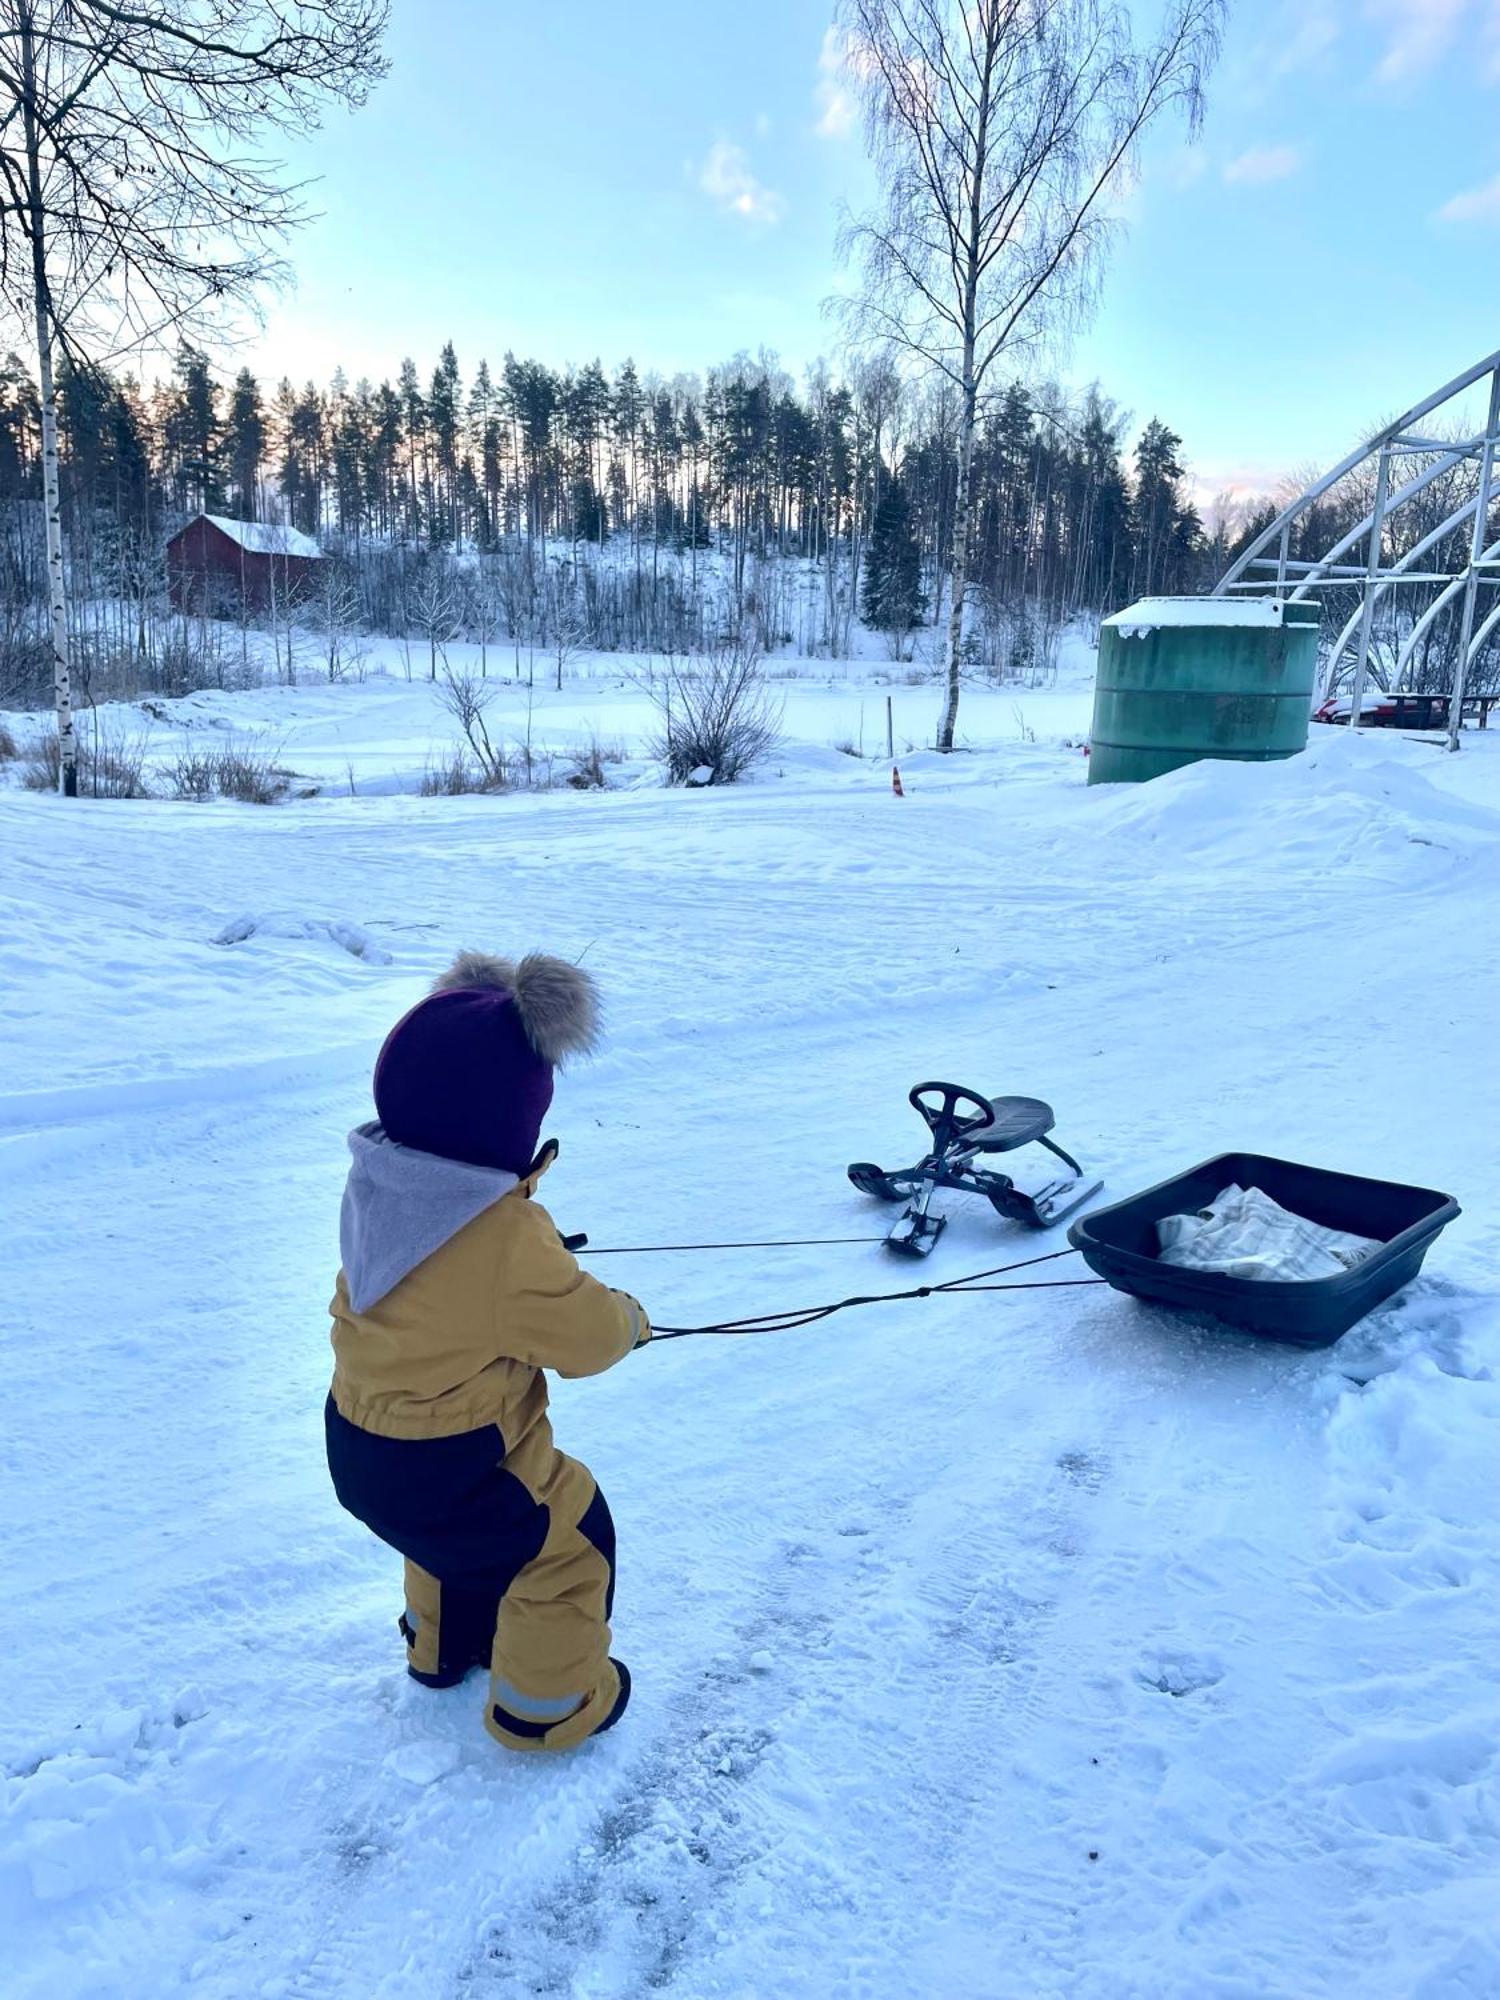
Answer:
xmin=580 ymin=1235 xmax=890 ymax=1254
xmin=643 ymin=1246 xmax=1107 ymax=1340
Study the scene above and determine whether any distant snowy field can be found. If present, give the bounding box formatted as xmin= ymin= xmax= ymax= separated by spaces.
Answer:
xmin=0 ymin=629 xmax=1101 ymax=799
xmin=4 ymin=653 xmax=1500 ymax=1999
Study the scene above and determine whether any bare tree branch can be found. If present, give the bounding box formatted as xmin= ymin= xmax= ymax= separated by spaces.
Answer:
xmin=0 ymin=0 xmax=388 ymax=791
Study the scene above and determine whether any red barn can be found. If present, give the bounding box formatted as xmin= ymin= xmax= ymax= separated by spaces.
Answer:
xmin=167 ymin=513 xmax=324 ymax=614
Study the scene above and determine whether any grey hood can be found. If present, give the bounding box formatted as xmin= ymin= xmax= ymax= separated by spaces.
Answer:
xmin=340 ymin=1122 xmax=518 ymax=1313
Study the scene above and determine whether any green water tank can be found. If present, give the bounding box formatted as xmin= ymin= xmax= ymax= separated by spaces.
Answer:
xmin=1088 ymin=597 xmax=1321 ymax=785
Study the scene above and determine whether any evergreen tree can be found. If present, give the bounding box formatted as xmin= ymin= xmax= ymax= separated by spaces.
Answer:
xmin=1075 ymin=390 xmax=1130 ymax=609
xmin=288 ymin=384 xmax=326 ymax=536
xmin=369 ymin=380 xmax=404 ymax=535
xmin=164 ymin=342 xmax=221 ymax=514
xmin=862 ymin=476 xmax=926 ymax=636
xmin=466 ymin=358 xmax=501 ymax=543
xmin=1132 ymin=418 xmax=1187 ymax=598
xmin=0 ymin=351 xmax=40 ymax=505
xmin=427 ymin=342 xmax=460 ymax=544
xmin=107 ymin=376 xmax=154 ymax=534
xmin=57 ymin=353 xmax=113 ymax=527
xmin=503 ymin=356 xmax=558 ymax=545
xmin=332 ymin=383 xmax=369 ymax=538
xmin=397 ymin=357 xmax=426 ymax=537
xmin=611 ymin=359 xmax=646 ymax=546
xmin=226 ymin=370 xmax=266 ymax=520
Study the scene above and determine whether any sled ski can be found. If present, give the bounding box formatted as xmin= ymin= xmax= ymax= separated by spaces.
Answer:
xmin=848 ymin=1081 xmax=1101 ymax=1258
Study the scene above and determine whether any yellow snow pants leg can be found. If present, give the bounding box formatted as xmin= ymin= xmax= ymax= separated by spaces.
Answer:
xmin=485 ymin=1456 xmax=621 ymax=1752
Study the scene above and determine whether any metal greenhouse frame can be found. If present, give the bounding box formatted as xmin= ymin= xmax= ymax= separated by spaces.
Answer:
xmin=1213 ymin=349 xmax=1500 ymax=751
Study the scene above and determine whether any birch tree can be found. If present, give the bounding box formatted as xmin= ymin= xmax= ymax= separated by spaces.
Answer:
xmin=0 ymin=0 xmax=387 ymax=793
xmin=834 ymin=0 xmax=1223 ymax=748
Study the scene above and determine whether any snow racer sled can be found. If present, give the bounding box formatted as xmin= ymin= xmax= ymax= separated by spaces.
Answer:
xmin=848 ymin=1081 xmax=1101 ymax=1257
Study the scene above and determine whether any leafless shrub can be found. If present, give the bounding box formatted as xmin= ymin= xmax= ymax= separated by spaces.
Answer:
xmin=419 ymin=743 xmax=559 ymax=795
xmin=164 ymin=738 xmax=288 ymax=804
xmin=20 ymin=736 xmax=60 ymax=790
xmin=421 ymin=747 xmax=499 ymax=797
xmin=648 ymin=630 xmax=782 ymax=784
xmin=214 ymin=744 xmax=290 ymax=805
xmin=437 ymin=668 xmax=508 ymax=786
xmin=82 ymin=730 xmax=151 ymax=798
xmin=0 ymin=720 xmax=16 ymax=760
xmin=563 ymin=731 xmax=627 ymax=789
xmin=511 ymin=741 xmax=555 ymax=791
xmin=165 ymin=746 xmax=219 ymax=800
xmin=0 ymin=620 xmax=51 ymax=710
xmin=22 ymin=724 xmax=151 ymax=797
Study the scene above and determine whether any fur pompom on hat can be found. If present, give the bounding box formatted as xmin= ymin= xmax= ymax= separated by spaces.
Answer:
xmin=373 ymin=951 xmax=601 ymax=1173
xmin=429 ymin=951 xmax=601 ymax=1066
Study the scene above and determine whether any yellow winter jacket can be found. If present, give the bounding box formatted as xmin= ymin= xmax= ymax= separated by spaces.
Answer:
xmin=329 ymin=1147 xmax=647 ymax=1499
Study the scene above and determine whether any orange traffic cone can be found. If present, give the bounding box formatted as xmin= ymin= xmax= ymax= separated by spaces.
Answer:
xmin=892 ymin=764 xmax=904 ymax=797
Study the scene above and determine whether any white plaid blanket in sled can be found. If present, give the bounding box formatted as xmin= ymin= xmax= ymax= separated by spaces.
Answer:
xmin=1156 ymin=1183 xmax=1380 ymax=1284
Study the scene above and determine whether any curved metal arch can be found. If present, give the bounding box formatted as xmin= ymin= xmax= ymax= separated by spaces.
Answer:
xmin=1213 ymin=350 xmax=1500 ymax=747
xmin=1392 ymin=526 xmax=1500 ymax=684
xmin=1463 ymin=591 xmax=1500 ymax=667
xmin=1286 ymin=448 xmax=1482 ymax=604
xmin=1323 ymin=478 xmax=1500 ymax=684
xmin=1216 ymin=348 xmax=1500 ymax=596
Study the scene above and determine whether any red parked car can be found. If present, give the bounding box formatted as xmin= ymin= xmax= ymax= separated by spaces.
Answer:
xmin=1314 ymin=691 xmax=1452 ymax=729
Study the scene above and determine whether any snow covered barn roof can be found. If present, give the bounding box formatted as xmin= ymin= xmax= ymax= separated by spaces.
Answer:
xmin=197 ymin=515 xmax=324 ymax=559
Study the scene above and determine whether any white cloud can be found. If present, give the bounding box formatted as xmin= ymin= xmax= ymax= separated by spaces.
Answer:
xmin=697 ymin=140 xmax=785 ymax=225
xmin=1367 ymin=0 xmax=1468 ymax=84
xmin=1190 ymin=465 xmax=1286 ymax=513
xmin=1273 ymin=0 xmax=1500 ymax=86
xmin=1162 ymin=146 xmax=1209 ymax=191
xmin=1273 ymin=2 xmax=1342 ymax=72
xmin=814 ymin=24 xmax=859 ymax=139
xmin=1223 ymin=143 xmax=1304 ymax=185
xmin=1435 ymin=169 xmax=1500 ymax=221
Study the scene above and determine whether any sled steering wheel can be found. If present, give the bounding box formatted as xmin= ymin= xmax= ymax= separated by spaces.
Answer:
xmin=909 ymin=1081 xmax=995 ymax=1145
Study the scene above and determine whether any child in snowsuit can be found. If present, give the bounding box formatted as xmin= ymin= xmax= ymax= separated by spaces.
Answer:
xmin=325 ymin=951 xmax=649 ymax=1751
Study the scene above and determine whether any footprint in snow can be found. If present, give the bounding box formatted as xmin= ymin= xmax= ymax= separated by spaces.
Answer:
xmin=1135 ymin=1650 xmax=1226 ymax=1698
xmin=1056 ymin=1448 xmax=1110 ymax=1493
xmin=213 ymin=912 xmax=393 ymax=964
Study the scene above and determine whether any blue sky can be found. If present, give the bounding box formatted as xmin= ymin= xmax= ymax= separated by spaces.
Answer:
xmin=251 ymin=0 xmax=1500 ymax=502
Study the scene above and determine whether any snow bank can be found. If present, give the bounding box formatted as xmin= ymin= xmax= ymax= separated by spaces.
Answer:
xmin=1086 ymin=730 xmax=1499 ymax=885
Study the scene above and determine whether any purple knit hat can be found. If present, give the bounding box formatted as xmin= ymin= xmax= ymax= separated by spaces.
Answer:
xmin=373 ymin=951 xmax=601 ymax=1174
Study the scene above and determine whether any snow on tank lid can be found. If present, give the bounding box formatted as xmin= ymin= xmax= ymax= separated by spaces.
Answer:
xmin=1104 ymin=596 xmax=1290 ymax=636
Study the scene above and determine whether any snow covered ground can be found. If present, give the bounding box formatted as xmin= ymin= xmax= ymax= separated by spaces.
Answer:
xmin=4 ymin=673 xmax=1499 ymax=1999
xmin=1 ymin=629 xmax=1101 ymax=800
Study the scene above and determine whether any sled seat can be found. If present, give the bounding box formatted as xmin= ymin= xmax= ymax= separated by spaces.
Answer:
xmin=968 ymin=1096 xmax=1055 ymax=1152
